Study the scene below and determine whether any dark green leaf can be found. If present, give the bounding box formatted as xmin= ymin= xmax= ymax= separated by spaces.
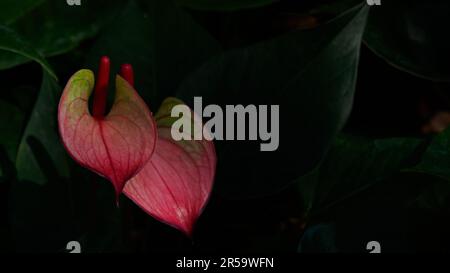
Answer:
xmin=15 ymin=71 xmax=70 ymax=185
xmin=0 ymin=0 xmax=46 ymax=25
xmin=0 ymin=25 xmax=56 ymax=79
xmin=364 ymin=1 xmax=450 ymax=82
xmin=175 ymin=0 xmax=277 ymax=11
xmin=0 ymin=0 xmax=125 ymax=70
xmin=297 ymin=134 xmax=423 ymax=213
xmin=409 ymin=128 xmax=450 ymax=180
xmin=85 ymin=0 xmax=221 ymax=108
xmin=297 ymin=127 xmax=450 ymax=220
xmin=177 ymin=3 xmax=369 ymax=198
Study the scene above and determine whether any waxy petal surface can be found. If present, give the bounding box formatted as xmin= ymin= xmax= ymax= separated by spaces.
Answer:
xmin=124 ymin=98 xmax=216 ymax=236
xmin=58 ymin=69 xmax=157 ymax=197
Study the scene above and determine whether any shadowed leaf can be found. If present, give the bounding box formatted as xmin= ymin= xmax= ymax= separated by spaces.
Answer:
xmin=364 ymin=0 xmax=450 ymax=81
xmin=16 ymin=71 xmax=68 ymax=185
xmin=177 ymin=3 xmax=369 ymax=198
xmin=0 ymin=25 xmax=56 ymax=79
xmin=0 ymin=0 xmax=124 ymax=70
xmin=297 ymin=134 xmax=423 ymax=213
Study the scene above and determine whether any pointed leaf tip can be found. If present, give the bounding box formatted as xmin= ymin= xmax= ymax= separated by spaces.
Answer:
xmin=124 ymin=98 xmax=216 ymax=236
xmin=58 ymin=68 xmax=157 ymax=198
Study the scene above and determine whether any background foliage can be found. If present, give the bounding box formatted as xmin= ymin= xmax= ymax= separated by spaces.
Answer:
xmin=1 ymin=0 xmax=450 ymax=252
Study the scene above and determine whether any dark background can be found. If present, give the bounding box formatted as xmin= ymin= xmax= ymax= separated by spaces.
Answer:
xmin=1 ymin=0 xmax=450 ymax=253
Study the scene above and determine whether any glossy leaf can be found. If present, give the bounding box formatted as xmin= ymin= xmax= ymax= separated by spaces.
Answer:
xmin=364 ymin=1 xmax=450 ymax=81
xmin=0 ymin=25 xmax=56 ymax=79
xmin=0 ymin=0 xmax=124 ymax=70
xmin=124 ymin=98 xmax=216 ymax=236
xmin=58 ymin=70 xmax=157 ymax=197
xmin=177 ymin=3 xmax=369 ymax=198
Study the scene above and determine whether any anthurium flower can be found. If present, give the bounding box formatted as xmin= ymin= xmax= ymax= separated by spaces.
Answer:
xmin=124 ymin=97 xmax=216 ymax=237
xmin=59 ymin=57 xmax=216 ymax=236
xmin=58 ymin=57 xmax=157 ymax=198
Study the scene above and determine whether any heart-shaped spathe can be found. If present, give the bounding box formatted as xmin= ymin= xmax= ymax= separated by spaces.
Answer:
xmin=58 ymin=67 xmax=157 ymax=198
xmin=124 ymin=98 xmax=216 ymax=236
